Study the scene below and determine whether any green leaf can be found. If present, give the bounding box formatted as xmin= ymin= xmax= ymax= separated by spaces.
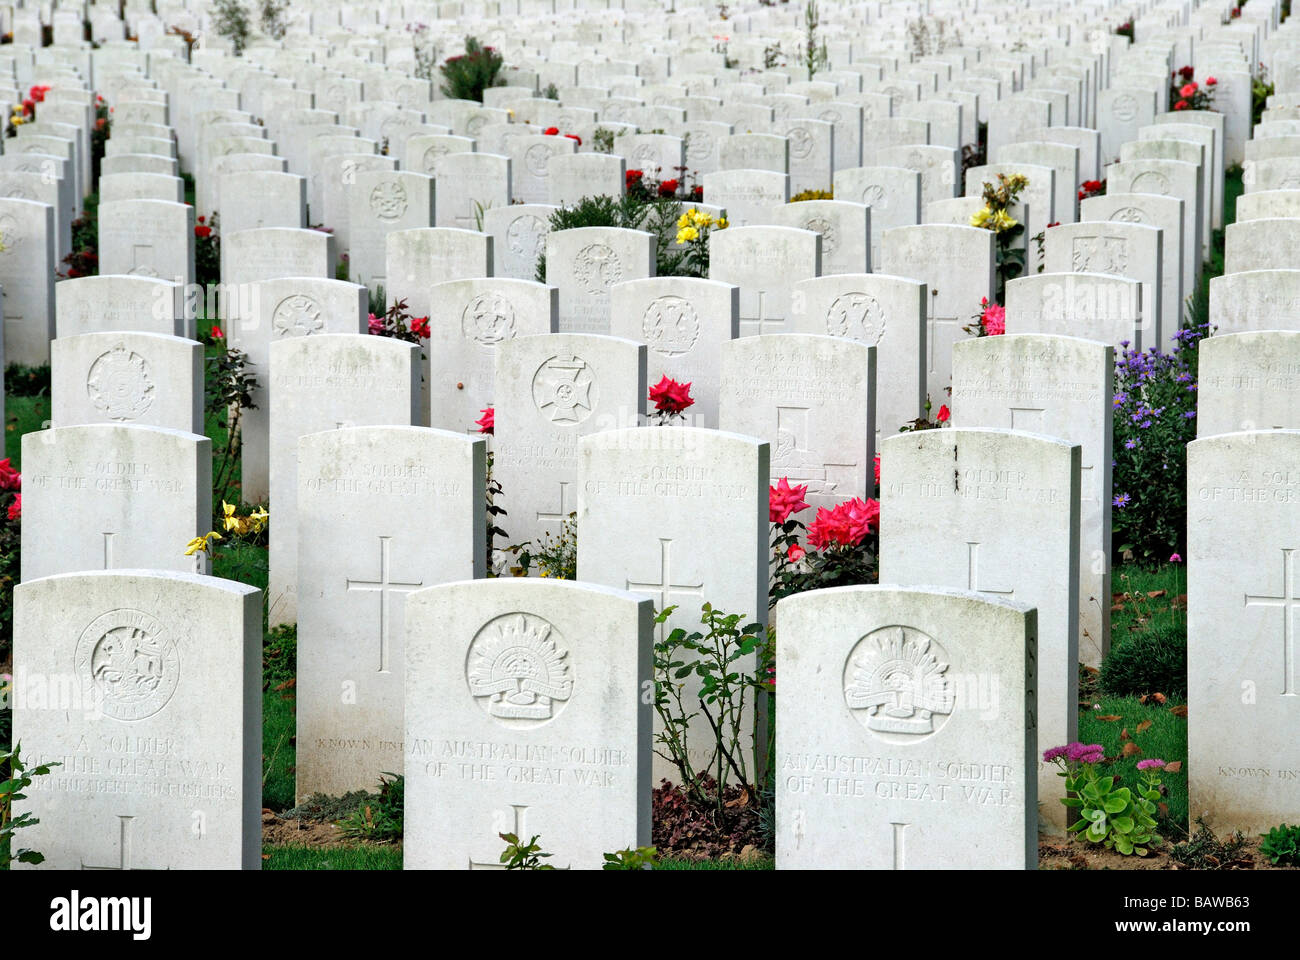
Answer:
xmin=1061 ymin=797 xmax=1084 ymax=808
xmin=1112 ymin=816 xmax=1135 ymax=834
xmin=1115 ymin=834 xmax=1134 ymax=855
xmin=1103 ymin=795 xmax=1129 ymax=814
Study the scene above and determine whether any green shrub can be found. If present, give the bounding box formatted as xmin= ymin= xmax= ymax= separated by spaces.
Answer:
xmin=263 ymin=623 xmax=296 ymax=692
xmin=337 ymin=773 xmax=404 ymax=842
xmin=1260 ymin=823 xmax=1300 ymax=866
xmin=1100 ymin=621 xmax=1187 ymax=698
xmin=439 ymin=37 xmax=505 ymax=102
xmin=1170 ymin=816 xmax=1250 ymax=869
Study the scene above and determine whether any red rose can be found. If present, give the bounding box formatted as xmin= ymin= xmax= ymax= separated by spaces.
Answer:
xmin=210 ymin=325 xmax=224 ymax=339
xmin=474 ymin=407 xmax=494 ymax=434
xmin=1206 ymin=76 xmax=1217 ymax=86
xmin=691 ymin=185 xmax=703 ymax=200
xmin=658 ymin=178 xmax=679 ymax=197
xmin=1174 ymin=99 xmax=1189 ymax=110
xmin=769 ymin=477 xmax=810 ymax=524
xmin=0 ymin=457 xmax=20 ymax=492
xmin=787 ymin=543 xmax=806 ymax=563
xmin=410 ymin=316 xmax=430 ymax=339
xmin=543 ymin=126 xmax=559 ymax=136
xmin=7 ymin=493 xmax=20 ymax=522
xmin=194 ymin=224 xmax=212 ymax=239
xmin=936 ymin=404 xmax=950 ymax=423
xmin=649 ymin=374 xmax=694 ymax=415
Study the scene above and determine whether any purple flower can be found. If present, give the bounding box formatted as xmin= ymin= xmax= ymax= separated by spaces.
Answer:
xmin=1113 ymin=493 xmax=1130 ymax=508
xmin=1136 ymin=758 xmax=1166 ymax=770
xmin=1125 ymin=439 xmax=1139 ymax=449
xmin=1169 ymin=552 xmax=1182 ymax=562
xmin=1043 ymin=745 xmax=1069 ymax=762
xmin=1183 ymin=410 xmax=1196 ymax=419
xmin=1066 ymin=742 xmax=1106 ymax=762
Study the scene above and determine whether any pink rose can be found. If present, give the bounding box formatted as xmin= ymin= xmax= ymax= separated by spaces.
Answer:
xmin=769 ymin=477 xmax=811 ymax=524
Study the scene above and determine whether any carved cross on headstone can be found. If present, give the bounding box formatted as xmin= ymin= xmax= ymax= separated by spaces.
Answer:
xmin=1245 ymin=548 xmax=1300 ymax=697
xmin=346 ymin=536 xmax=423 ymax=674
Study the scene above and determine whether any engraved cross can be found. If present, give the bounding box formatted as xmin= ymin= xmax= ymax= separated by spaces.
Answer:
xmin=627 ymin=538 xmax=705 ymax=638
xmin=81 ymin=815 xmax=158 ymax=870
xmin=1244 ymin=548 xmax=1300 ymax=697
xmin=536 ymin=480 xmax=576 ymax=536
xmin=346 ymin=536 xmax=423 ymax=674
xmin=469 ymin=804 xmax=571 ymax=870
xmin=966 ymin=541 xmax=1015 ymax=597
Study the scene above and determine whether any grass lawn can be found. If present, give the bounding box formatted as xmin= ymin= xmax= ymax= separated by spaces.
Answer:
xmin=260 ymin=844 xmax=772 ymax=870
xmin=263 ymin=692 xmax=297 ymax=811
xmin=4 ymin=394 xmax=50 ymax=468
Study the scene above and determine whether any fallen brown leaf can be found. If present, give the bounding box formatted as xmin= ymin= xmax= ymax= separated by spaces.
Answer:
xmin=1111 ymin=604 xmax=1124 ymax=613
xmin=1152 ymin=692 xmax=1167 ymax=704
xmin=1122 ymin=742 xmax=1143 ymax=757
xmin=1170 ymin=704 xmax=1188 ymax=718
xmin=1120 ymin=727 xmax=1131 ymax=741
xmin=1164 ymin=760 xmax=1183 ymax=773
xmin=1098 ymin=714 xmax=1123 ymax=722
xmin=1158 ymin=802 xmax=1169 ymax=817
xmin=1136 ymin=719 xmax=1152 ymax=734
xmin=1146 ymin=590 xmax=1166 ymax=599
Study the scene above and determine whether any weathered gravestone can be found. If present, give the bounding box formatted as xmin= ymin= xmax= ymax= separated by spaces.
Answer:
xmin=609 ymin=276 xmax=740 ymax=430
xmin=12 ymin=570 xmax=262 ymax=870
xmin=297 ymin=426 xmax=486 ymax=799
xmin=578 ymin=426 xmax=768 ymax=783
xmin=881 ymin=224 xmax=994 ymax=402
xmin=267 ymin=334 xmax=420 ymax=627
xmin=239 ymin=277 xmax=368 ymax=504
xmin=51 ymin=332 xmax=203 ymax=435
xmin=1005 ymin=273 xmax=1142 ymax=352
xmin=1187 ymin=431 xmax=1300 ymax=834
xmin=20 ymin=424 xmax=210 ymax=581
xmin=546 ymin=227 xmax=655 ymax=334
xmin=719 ymin=333 xmax=875 ymax=526
xmin=1197 ymin=331 xmax=1300 ymax=437
xmin=950 ymin=334 xmax=1113 ymax=667
xmin=495 ymin=333 xmax=645 ymax=554
xmin=483 ymin=203 xmax=557 ymax=281
xmin=428 ymin=277 xmax=559 ymax=434
xmin=879 ymin=428 xmax=1079 ymax=829
xmin=775 ymin=584 xmax=1038 ymax=869
xmin=404 ymin=578 xmax=652 ymax=869
xmin=710 ymin=225 xmax=821 ymax=337
xmin=0 ymin=196 xmax=56 ymax=365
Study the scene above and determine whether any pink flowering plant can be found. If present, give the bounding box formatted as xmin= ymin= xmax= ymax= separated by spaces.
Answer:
xmin=964 ymin=296 xmax=1005 ymax=337
xmin=768 ymin=477 xmax=880 ymax=605
xmin=0 ymin=457 xmax=20 ymax=656
xmin=1045 ymin=742 xmax=1163 ymax=856
xmin=367 ymin=297 xmax=430 ymax=344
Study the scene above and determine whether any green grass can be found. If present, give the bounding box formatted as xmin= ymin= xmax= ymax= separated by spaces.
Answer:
xmin=263 ymin=690 xmax=297 ymax=811
xmin=1110 ymin=562 xmax=1187 ymax=639
xmin=659 ymin=856 xmax=775 ymax=870
xmin=4 ymin=394 xmax=50 ymax=468
xmin=1077 ymin=695 xmax=1189 ymax=834
xmin=262 ymin=845 xmax=403 ymax=870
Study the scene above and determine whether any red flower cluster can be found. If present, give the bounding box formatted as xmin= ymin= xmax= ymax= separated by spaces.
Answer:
xmin=806 ymin=497 xmax=880 ymax=550
xmin=0 ymin=457 xmax=21 ymax=491
xmin=690 ymin=185 xmax=703 ymax=201
xmin=1175 ymin=65 xmax=1195 ymax=82
xmin=7 ymin=493 xmax=19 ymax=522
xmin=649 ymin=375 xmax=694 ymax=415
xmin=541 ymin=126 xmax=581 ymax=146
xmin=874 ymin=452 xmax=880 ymax=485
xmin=410 ymin=315 xmax=430 ymax=339
xmin=194 ymin=215 xmax=212 ymax=239
xmin=28 ymin=84 xmax=50 ymax=103
xmin=210 ymin=324 xmax=224 ymax=339
xmin=658 ymin=178 xmax=679 ymax=197
xmin=936 ymin=404 xmax=951 ymax=423
xmin=475 ymin=407 xmax=494 ymax=434
xmin=1077 ymin=179 xmax=1104 ymax=202
xmin=769 ymin=477 xmax=810 ymax=524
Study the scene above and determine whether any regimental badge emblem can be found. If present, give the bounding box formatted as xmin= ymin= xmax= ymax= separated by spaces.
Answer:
xmin=574 ymin=242 xmax=623 ymax=295
xmin=466 ymin=113 xmax=488 ymax=137
xmin=844 ymin=626 xmax=955 ymax=741
xmin=861 ymin=184 xmax=887 ymax=209
xmin=826 ymin=292 xmax=886 ymax=345
xmin=532 ymin=355 xmax=597 ymax=424
xmin=506 ymin=215 xmax=546 ymax=265
xmin=0 ymin=212 xmax=24 ymax=252
xmin=525 ymin=142 xmax=553 ymax=177
xmin=1110 ymin=206 xmax=1145 ymax=224
xmin=462 ymin=293 xmax=516 ymax=344
xmin=804 ymin=215 xmax=836 ymax=256
xmin=1071 ymin=235 xmax=1128 ymax=274
xmin=86 ymin=343 xmax=155 ymax=421
xmin=788 ymin=126 xmax=815 ymax=159
xmin=272 ymin=294 xmax=325 ymax=338
xmin=74 ymin=609 xmax=180 ymax=722
xmin=631 ymin=143 xmax=659 ymax=171
xmin=466 ymin=613 xmax=573 ymax=725
xmin=686 ymin=131 xmax=714 ymax=161
xmin=1129 ymin=170 xmax=1171 ymax=196
xmin=1111 ymin=93 xmax=1138 ymax=122
xmin=422 ymin=144 xmax=449 ymax=174
xmin=641 ymin=296 xmax=700 ymax=357
xmin=369 ymin=179 xmax=408 ymax=221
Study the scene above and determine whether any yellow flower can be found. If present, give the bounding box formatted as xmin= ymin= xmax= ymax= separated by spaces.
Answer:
xmin=184 ymin=531 xmax=223 ymax=557
xmin=690 ymin=208 xmax=710 ymax=227
xmin=221 ymin=501 xmax=241 ymax=532
xmin=969 ymin=206 xmax=993 ymax=229
xmin=716 ymin=217 xmax=728 ymax=230
xmin=11 ymin=116 xmax=24 ymax=126
xmin=991 ymin=209 xmax=1019 ymax=232
xmin=677 ymin=211 xmax=691 ymax=228
xmin=675 ymin=225 xmax=699 ymax=244
xmin=246 ymin=506 xmax=269 ymax=533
